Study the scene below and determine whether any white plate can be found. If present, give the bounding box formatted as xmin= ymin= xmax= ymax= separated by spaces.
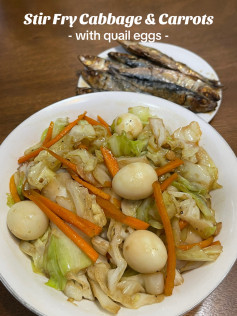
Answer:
xmin=78 ymin=43 xmax=222 ymax=123
xmin=0 ymin=92 xmax=236 ymax=316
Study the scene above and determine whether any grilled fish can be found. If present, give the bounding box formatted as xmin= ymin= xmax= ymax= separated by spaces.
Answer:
xmin=108 ymin=52 xmax=153 ymax=68
xmin=118 ymin=67 xmax=220 ymax=101
xmin=76 ymin=87 xmax=103 ymax=95
xmin=122 ymin=74 xmax=217 ymax=113
xmin=117 ymin=40 xmax=222 ymax=88
xmin=78 ymin=55 xmax=126 ymax=71
xmin=82 ymin=69 xmax=217 ymax=113
xmin=81 ymin=69 xmax=141 ymax=93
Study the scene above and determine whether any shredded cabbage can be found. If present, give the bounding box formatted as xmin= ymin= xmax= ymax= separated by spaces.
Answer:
xmin=43 ymin=226 xmax=92 ymax=290
xmin=108 ymin=131 xmax=148 ymax=157
xmin=128 ymin=106 xmax=151 ymax=124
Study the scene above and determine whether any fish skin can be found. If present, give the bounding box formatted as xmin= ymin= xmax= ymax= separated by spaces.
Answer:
xmin=108 ymin=52 xmax=153 ymax=68
xmin=78 ymin=55 xmax=127 ymax=71
xmin=81 ymin=69 xmax=141 ymax=93
xmin=76 ymin=87 xmax=103 ymax=95
xmin=81 ymin=69 xmax=217 ymax=113
xmin=117 ymin=40 xmax=222 ymax=88
xmin=118 ymin=67 xmax=220 ymax=101
xmin=121 ymin=75 xmax=217 ymax=113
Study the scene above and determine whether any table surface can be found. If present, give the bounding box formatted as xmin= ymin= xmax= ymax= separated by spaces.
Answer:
xmin=0 ymin=0 xmax=236 ymax=315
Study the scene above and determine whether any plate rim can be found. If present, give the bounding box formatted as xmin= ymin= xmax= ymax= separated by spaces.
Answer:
xmin=0 ymin=91 xmax=236 ymax=316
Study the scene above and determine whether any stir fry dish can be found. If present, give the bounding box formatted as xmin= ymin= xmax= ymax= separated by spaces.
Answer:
xmin=7 ymin=106 xmax=222 ymax=314
xmin=77 ymin=40 xmax=222 ymax=113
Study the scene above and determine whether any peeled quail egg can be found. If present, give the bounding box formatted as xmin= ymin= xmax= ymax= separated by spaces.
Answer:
xmin=123 ymin=230 xmax=167 ymax=273
xmin=7 ymin=200 xmax=49 ymax=240
xmin=112 ymin=162 xmax=157 ymax=200
xmin=113 ymin=113 xmax=143 ymax=139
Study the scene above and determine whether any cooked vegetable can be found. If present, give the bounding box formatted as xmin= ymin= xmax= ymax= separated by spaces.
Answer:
xmin=44 ymin=225 xmax=92 ymax=290
xmin=155 ymin=159 xmax=184 ymax=176
xmin=9 ymin=174 xmax=21 ymax=203
xmin=42 ymin=121 xmax=54 ymax=145
xmin=108 ymin=131 xmax=148 ymax=157
xmin=96 ymin=196 xmax=149 ymax=230
xmin=100 ymin=146 xmax=119 ymax=177
xmin=29 ymin=190 xmax=102 ymax=237
xmin=8 ymin=106 xmax=222 ymax=313
xmin=69 ymin=171 xmax=111 ymax=200
xmin=128 ymin=106 xmax=151 ymax=124
xmin=44 ymin=148 xmax=78 ymax=173
xmin=160 ymin=173 xmax=178 ymax=192
xmin=23 ymin=190 xmax=99 ymax=262
xmin=177 ymin=236 xmax=214 ymax=250
xmin=84 ymin=115 xmax=101 ymax=126
xmin=143 ymin=272 xmax=164 ymax=295
xmin=18 ymin=112 xmax=86 ymax=164
xmin=179 ymin=219 xmax=188 ymax=230
xmin=97 ymin=115 xmax=112 ymax=136
xmin=153 ymin=181 xmax=176 ymax=296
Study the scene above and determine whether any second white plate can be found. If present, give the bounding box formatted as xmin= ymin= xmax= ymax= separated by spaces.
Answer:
xmin=78 ymin=42 xmax=222 ymax=123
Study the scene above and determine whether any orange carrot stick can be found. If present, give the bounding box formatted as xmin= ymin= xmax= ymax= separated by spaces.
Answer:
xmin=160 ymin=173 xmax=178 ymax=192
xmin=84 ymin=115 xmax=101 ymax=126
xmin=104 ymin=181 xmax=112 ymax=188
xmin=177 ymin=236 xmax=214 ymax=250
xmin=100 ymin=146 xmax=119 ymax=177
xmin=9 ymin=174 xmax=21 ymax=203
xmin=96 ymin=196 xmax=149 ymax=230
xmin=30 ymin=191 xmax=102 ymax=237
xmin=42 ymin=121 xmax=54 ymax=145
xmin=77 ymin=143 xmax=88 ymax=150
xmin=23 ymin=190 xmax=98 ymax=262
xmin=44 ymin=148 xmax=78 ymax=173
xmin=111 ymin=197 xmax=121 ymax=209
xmin=18 ymin=112 xmax=86 ymax=164
xmin=211 ymin=240 xmax=221 ymax=246
xmin=97 ymin=115 xmax=112 ymax=136
xmin=153 ymin=181 xmax=176 ymax=296
xmin=155 ymin=159 xmax=184 ymax=176
xmin=179 ymin=219 xmax=189 ymax=230
xmin=69 ymin=171 xmax=111 ymax=200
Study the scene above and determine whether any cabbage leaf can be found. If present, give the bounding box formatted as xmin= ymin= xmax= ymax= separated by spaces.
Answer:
xmin=108 ymin=132 xmax=148 ymax=157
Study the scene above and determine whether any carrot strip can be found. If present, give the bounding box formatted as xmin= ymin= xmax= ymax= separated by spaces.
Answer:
xmin=97 ymin=115 xmax=112 ymax=136
xmin=160 ymin=173 xmax=178 ymax=192
xmin=18 ymin=112 xmax=86 ymax=164
xmin=30 ymin=190 xmax=102 ymax=237
xmin=42 ymin=121 xmax=54 ymax=145
xmin=177 ymin=236 xmax=214 ymax=250
xmin=153 ymin=181 xmax=176 ymax=296
xmin=123 ymin=216 xmax=149 ymax=230
xmin=84 ymin=115 xmax=101 ymax=126
xmin=155 ymin=159 xmax=184 ymax=176
xmin=96 ymin=196 xmax=149 ymax=230
xmin=211 ymin=240 xmax=221 ymax=246
xmin=179 ymin=219 xmax=189 ymax=230
xmin=104 ymin=181 xmax=112 ymax=188
xmin=23 ymin=190 xmax=99 ymax=262
xmin=100 ymin=146 xmax=119 ymax=177
xmin=69 ymin=171 xmax=111 ymax=200
xmin=112 ymin=197 xmax=121 ymax=209
xmin=44 ymin=148 xmax=78 ymax=173
xmin=77 ymin=144 xmax=88 ymax=150
xmin=9 ymin=174 xmax=21 ymax=203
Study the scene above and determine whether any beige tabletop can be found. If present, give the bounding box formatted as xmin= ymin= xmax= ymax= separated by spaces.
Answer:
xmin=0 ymin=0 xmax=236 ymax=315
